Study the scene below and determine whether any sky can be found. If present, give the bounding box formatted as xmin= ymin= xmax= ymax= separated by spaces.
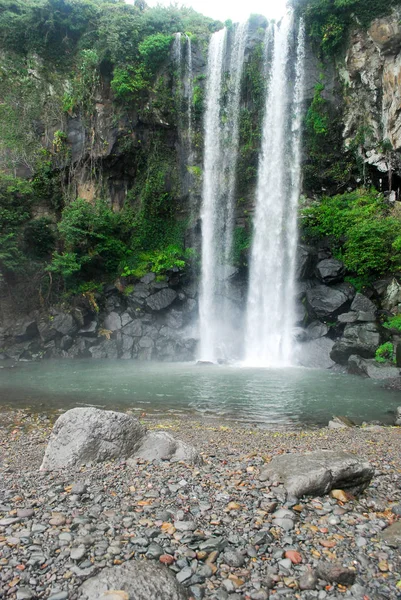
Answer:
xmin=144 ymin=0 xmax=289 ymax=23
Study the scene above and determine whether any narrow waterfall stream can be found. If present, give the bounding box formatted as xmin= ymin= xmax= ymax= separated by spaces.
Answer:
xmin=199 ymin=23 xmax=248 ymax=362
xmin=244 ymin=16 xmax=306 ymax=366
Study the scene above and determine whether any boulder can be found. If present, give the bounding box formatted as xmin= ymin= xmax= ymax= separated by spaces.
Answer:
xmin=306 ymin=283 xmax=355 ymax=319
xmin=40 ymin=408 xmax=200 ymax=470
xmin=348 ymin=355 xmax=400 ymax=379
xmin=396 ymin=342 xmax=401 ymax=368
xmin=297 ymin=337 xmax=335 ymax=370
xmin=350 ymin=293 xmax=376 ymax=314
xmin=382 ymin=278 xmax=401 ymax=311
xmin=52 ymin=312 xmax=77 ymax=336
xmin=328 ymin=415 xmax=355 ymax=429
xmin=259 ymin=451 xmax=373 ymax=499
xmin=337 ymin=312 xmax=358 ymax=324
xmin=394 ymin=406 xmax=401 ymax=426
xmin=146 ymin=288 xmax=177 ymax=311
xmin=330 ymin=323 xmax=381 ymax=365
xmin=306 ymin=320 xmax=329 ymax=340
xmin=40 ymin=408 xmax=146 ymax=470
xmin=78 ymin=560 xmax=188 ymax=600
xmin=104 ymin=312 xmax=122 ymax=331
xmin=295 ymin=244 xmax=317 ymax=280
xmin=315 ymin=258 xmax=345 ymax=284
xmin=134 ymin=431 xmax=201 ymax=464
xmin=13 ymin=318 xmax=38 ymax=341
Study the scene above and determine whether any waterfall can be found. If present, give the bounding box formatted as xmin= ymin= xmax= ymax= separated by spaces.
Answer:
xmin=185 ymin=35 xmax=193 ymax=155
xmin=244 ymin=15 xmax=306 ymax=367
xmin=198 ymin=23 xmax=248 ymax=362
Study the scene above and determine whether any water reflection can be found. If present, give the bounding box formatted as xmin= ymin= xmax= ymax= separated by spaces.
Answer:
xmin=0 ymin=360 xmax=398 ymax=427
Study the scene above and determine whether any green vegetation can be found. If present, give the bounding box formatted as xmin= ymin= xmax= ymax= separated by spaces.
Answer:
xmin=301 ymin=188 xmax=401 ymax=279
xmin=303 ymin=76 xmax=354 ymax=193
xmin=375 ymin=342 xmax=395 ymax=364
xmin=383 ymin=314 xmax=401 ymax=332
xmin=237 ymin=41 xmax=266 ymax=196
xmin=292 ymin=0 xmax=399 ymax=56
xmin=232 ymin=226 xmax=251 ymax=267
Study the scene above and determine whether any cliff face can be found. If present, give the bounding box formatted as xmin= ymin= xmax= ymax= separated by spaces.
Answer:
xmin=342 ymin=8 xmax=401 ymax=182
xmin=1 ymin=5 xmax=401 ymax=364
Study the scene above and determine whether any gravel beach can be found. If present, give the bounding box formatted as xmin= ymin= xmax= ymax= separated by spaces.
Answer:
xmin=1 ymin=410 xmax=401 ymax=600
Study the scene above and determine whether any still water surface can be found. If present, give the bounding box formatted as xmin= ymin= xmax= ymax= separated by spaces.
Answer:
xmin=0 ymin=360 xmax=398 ymax=427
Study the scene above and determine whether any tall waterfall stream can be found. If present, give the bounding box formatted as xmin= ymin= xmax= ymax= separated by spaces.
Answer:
xmin=198 ymin=15 xmax=306 ymax=366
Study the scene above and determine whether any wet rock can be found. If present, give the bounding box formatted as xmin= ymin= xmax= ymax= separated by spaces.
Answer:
xmin=13 ymin=318 xmax=39 ymax=341
xmin=78 ymin=560 xmax=188 ymax=599
xmin=396 ymin=342 xmax=401 ymax=368
xmin=315 ymin=258 xmax=345 ymax=284
xmin=306 ymin=321 xmax=329 ymax=340
xmin=260 ymin=450 xmax=373 ymax=499
xmin=328 ymin=415 xmax=354 ymax=429
xmin=298 ymin=337 xmax=335 ymax=369
xmin=316 ymin=562 xmax=356 ymax=586
xmin=330 ymin=322 xmax=381 ymax=365
xmin=338 ymin=312 xmax=358 ymax=324
xmin=348 ymin=355 xmax=400 ymax=379
xmin=350 ymin=293 xmax=377 ymax=313
xmin=306 ymin=283 xmax=355 ymax=319
xmin=296 ymin=244 xmax=317 ymax=280
xmin=146 ymin=288 xmax=178 ymax=311
xmin=104 ymin=312 xmax=122 ymax=331
xmin=395 ymin=406 xmax=401 ymax=426
xmin=381 ymin=278 xmax=401 ymax=310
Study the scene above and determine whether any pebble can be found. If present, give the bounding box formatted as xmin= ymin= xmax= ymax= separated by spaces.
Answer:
xmin=1 ymin=414 xmax=401 ymax=600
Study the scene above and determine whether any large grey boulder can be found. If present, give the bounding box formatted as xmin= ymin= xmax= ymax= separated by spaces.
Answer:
xmin=297 ymin=337 xmax=335 ymax=369
xmin=40 ymin=408 xmax=146 ymax=470
xmin=40 ymin=408 xmax=200 ymax=470
xmin=295 ymin=244 xmax=317 ymax=280
xmin=260 ymin=451 xmax=373 ymax=499
xmin=78 ymin=560 xmax=188 ymax=599
xmin=306 ymin=283 xmax=354 ymax=319
xmin=348 ymin=355 xmax=400 ymax=379
xmin=306 ymin=320 xmax=329 ymax=340
xmin=315 ymin=258 xmax=345 ymax=284
xmin=135 ymin=431 xmax=201 ymax=464
xmin=350 ymin=293 xmax=376 ymax=314
xmin=146 ymin=288 xmax=177 ymax=311
xmin=330 ymin=323 xmax=380 ymax=365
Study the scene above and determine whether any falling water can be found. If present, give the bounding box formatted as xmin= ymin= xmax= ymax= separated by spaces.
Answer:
xmin=244 ymin=15 xmax=306 ymax=366
xmin=185 ymin=35 xmax=193 ymax=152
xmin=199 ymin=23 xmax=248 ymax=362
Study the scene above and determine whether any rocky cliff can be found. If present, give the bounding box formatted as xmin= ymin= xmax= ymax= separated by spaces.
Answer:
xmin=1 ymin=1 xmax=401 ymax=369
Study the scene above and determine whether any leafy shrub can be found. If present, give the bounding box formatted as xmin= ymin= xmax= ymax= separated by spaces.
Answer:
xmin=383 ymin=315 xmax=401 ymax=332
xmin=292 ymin=0 xmax=399 ymax=56
xmin=301 ymin=188 xmax=401 ymax=278
xmin=138 ymin=33 xmax=173 ymax=72
xmin=375 ymin=342 xmax=395 ymax=364
xmin=23 ymin=217 xmax=56 ymax=258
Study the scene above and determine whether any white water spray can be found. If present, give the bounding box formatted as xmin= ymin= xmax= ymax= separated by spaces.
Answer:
xmin=244 ymin=15 xmax=306 ymax=367
xmin=199 ymin=23 xmax=248 ymax=362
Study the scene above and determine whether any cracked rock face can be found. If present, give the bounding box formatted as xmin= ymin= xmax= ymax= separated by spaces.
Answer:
xmin=78 ymin=560 xmax=188 ymax=600
xmin=342 ymin=9 xmax=401 ymax=172
xmin=259 ymin=450 xmax=373 ymax=499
